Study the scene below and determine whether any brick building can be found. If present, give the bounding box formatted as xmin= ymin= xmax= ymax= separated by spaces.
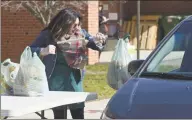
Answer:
xmin=3 ymin=1 xmax=192 ymax=63
xmin=100 ymin=1 xmax=192 ymax=50
xmin=122 ymin=1 xmax=192 ymax=49
xmin=1 ymin=1 xmax=99 ymax=64
xmin=122 ymin=1 xmax=192 ymax=20
xmin=101 ymin=1 xmax=192 ymax=38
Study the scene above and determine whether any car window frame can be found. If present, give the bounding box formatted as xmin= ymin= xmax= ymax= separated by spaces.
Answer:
xmin=133 ymin=19 xmax=190 ymax=78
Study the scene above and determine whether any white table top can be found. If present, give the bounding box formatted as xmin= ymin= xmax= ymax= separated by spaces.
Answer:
xmin=1 ymin=91 xmax=97 ymax=117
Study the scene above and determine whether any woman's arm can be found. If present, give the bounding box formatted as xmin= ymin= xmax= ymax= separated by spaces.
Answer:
xmin=30 ymin=30 xmax=50 ymax=56
xmin=81 ymin=29 xmax=106 ymax=51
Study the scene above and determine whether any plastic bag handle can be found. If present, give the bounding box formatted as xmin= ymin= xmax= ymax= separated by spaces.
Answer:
xmin=123 ymin=33 xmax=130 ymax=42
xmin=21 ymin=46 xmax=32 ymax=62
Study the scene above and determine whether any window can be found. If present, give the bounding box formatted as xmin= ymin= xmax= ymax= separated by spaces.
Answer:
xmin=143 ymin=21 xmax=192 ymax=75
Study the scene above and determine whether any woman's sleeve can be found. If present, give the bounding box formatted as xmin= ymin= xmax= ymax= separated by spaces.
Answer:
xmin=30 ymin=30 xmax=49 ymax=56
xmin=81 ymin=29 xmax=106 ymax=52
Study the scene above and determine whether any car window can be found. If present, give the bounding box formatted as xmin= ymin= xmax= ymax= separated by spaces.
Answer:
xmin=144 ymin=21 xmax=192 ymax=76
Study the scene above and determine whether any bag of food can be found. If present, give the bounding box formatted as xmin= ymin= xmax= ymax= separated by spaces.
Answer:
xmin=57 ymin=35 xmax=88 ymax=69
xmin=1 ymin=58 xmax=20 ymax=95
xmin=107 ymin=37 xmax=132 ymax=90
xmin=13 ymin=46 xmax=49 ymax=96
xmin=0 ymin=73 xmax=7 ymax=95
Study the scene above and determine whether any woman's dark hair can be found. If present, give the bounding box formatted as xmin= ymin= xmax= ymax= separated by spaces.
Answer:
xmin=45 ymin=8 xmax=78 ymax=41
xmin=74 ymin=11 xmax=83 ymax=26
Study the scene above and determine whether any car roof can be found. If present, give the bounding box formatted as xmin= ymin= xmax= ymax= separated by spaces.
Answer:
xmin=183 ymin=15 xmax=192 ymax=22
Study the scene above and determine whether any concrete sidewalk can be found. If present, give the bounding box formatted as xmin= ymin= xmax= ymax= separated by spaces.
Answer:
xmin=99 ymin=50 xmax=152 ymax=63
xmin=8 ymin=99 xmax=110 ymax=119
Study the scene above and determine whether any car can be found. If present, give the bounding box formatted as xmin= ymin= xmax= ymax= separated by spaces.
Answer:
xmin=101 ymin=15 xmax=192 ymax=119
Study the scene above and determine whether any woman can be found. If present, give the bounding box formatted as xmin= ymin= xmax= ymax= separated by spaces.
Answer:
xmin=30 ymin=8 xmax=107 ymax=119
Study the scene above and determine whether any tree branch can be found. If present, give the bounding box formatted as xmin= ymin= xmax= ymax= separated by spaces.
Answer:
xmin=22 ymin=2 xmax=45 ymax=25
xmin=2 ymin=1 xmax=88 ymax=26
xmin=33 ymin=1 xmax=47 ymax=26
xmin=46 ymin=1 xmax=54 ymax=25
xmin=1 ymin=1 xmax=12 ymax=7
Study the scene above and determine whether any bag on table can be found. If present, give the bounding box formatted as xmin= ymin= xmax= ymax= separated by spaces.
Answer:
xmin=1 ymin=59 xmax=20 ymax=95
xmin=13 ymin=46 xmax=49 ymax=96
xmin=107 ymin=37 xmax=132 ymax=90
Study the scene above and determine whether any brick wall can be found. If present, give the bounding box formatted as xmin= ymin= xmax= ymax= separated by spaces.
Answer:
xmin=1 ymin=2 xmax=99 ymax=64
xmin=1 ymin=8 xmax=43 ymax=63
xmin=87 ymin=1 xmax=99 ymax=65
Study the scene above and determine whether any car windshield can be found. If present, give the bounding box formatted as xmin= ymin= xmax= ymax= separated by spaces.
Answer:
xmin=141 ymin=21 xmax=192 ymax=79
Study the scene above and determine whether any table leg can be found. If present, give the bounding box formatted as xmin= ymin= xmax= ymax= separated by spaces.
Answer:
xmin=3 ymin=116 xmax=8 ymax=119
xmin=35 ymin=111 xmax=47 ymax=119
xmin=63 ymin=105 xmax=67 ymax=119
xmin=41 ymin=110 xmax=45 ymax=119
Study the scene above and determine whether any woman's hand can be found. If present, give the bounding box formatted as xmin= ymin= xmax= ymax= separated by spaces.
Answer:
xmin=94 ymin=32 xmax=108 ymax=45
xmin=40 ymin=45 xmax=56 ymax=56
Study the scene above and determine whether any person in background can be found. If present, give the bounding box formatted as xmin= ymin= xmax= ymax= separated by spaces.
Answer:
xmin=99 ymin=5 xmax=104 ymax=25
xmin=30 ymin=8 xmax=107 ymax=119
xmin=99 ymin=5 xmax=109 ymax=35
xmin=98 ymin=5 xmax=109 ymax=58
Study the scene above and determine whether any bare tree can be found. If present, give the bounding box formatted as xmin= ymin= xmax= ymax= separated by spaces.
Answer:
xmin=1 ymin=0 xmax=88 ymax=26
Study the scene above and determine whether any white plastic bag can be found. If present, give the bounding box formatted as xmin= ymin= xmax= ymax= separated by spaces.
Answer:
xmin=1 ymin=59 xmax=20 ymax=95
xmin=107 ymin=38 xmax=132 ymax=90
xmin=13 ymin=46 xmax=49 ymax=96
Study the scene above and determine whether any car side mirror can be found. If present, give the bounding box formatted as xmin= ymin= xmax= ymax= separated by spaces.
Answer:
xmin=128 ymin=60 xmax=145 ymax=75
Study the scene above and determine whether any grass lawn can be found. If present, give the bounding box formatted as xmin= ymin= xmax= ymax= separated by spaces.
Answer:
xmin=84 ymin=64 xmax=116 ymax=100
